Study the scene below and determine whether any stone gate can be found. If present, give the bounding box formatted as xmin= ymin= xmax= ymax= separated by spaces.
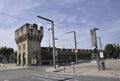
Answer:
xmin=15 ymin=23 xmax=43 ymax=66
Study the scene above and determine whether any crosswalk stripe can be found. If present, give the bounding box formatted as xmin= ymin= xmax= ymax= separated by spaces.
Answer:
xmin=4 ymin=80 xmax=9 ymax=81
xmin=41 ymin=73 xmax=73 ymax=78
xmin=31 ymin=77 xmax=52 ymax=81
xmin=65 ymin=80 xmax=78 ymax=81
xmin=18 ymin=78 xmax=30 ymax=81
xmin=36 ymin=74 xmax=66 ymax=80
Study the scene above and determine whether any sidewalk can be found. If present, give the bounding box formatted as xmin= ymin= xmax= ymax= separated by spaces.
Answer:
xmin=46 ymin=59 xmax=120 ymax=78
xmin=0 ymin=60 xmax=120 ymax=78
xmin=0 ymin=63 xmax=28 ymax=71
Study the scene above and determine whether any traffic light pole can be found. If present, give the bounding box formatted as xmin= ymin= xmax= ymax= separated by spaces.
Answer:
xmin=74 ymin=31 xmax=78 ymax=64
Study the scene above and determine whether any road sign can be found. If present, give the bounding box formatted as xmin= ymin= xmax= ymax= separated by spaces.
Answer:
xmin=100 ymin=52 xmax=104 ymax=58
xmin=73 ymin=48 xmax=78 ymax=52
xmin=55 ymin=49 xmax=58 ymax=56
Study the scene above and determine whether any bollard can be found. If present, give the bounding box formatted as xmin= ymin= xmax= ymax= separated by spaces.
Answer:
xmin=71 ymin=62 xmax=75 ymax=73
xmin=63 ymin=63 xmax=65 ymax=72
xmin=101 ymin=61 xmax=105 ymax=70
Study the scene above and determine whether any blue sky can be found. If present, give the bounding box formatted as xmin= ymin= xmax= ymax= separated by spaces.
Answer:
xmin=0 ymin=0 xmax=120 ymax=50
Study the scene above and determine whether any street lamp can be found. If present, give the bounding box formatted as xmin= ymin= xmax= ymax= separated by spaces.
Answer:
xmin=93 ymin=28 xmax=101 ymax=71
xmin=66 ymin=31 xmax=78 ymax=64
xmin=37 ymin=16 xmax=56 ymax=69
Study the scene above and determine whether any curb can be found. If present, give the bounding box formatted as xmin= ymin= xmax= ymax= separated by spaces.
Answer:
xmin=53 ymin=68 xmax=64 ymax=72
xmin=0 ymin=66 xmax=29 ymax=72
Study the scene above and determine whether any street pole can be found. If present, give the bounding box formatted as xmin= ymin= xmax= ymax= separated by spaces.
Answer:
xmin=98 ymin=37 xmax=105 ymax=70
xmin=93 ymin=28 xmax=100 ymax=71
xmin=51 ymin=21 xmax=56 ymax=69
xmin=37 ymin=16 xmax=56 ymax=69
xmin=74 ymin=31 xmax=78 ymax=64
xmin=66 ymin=31 xmax=78 ymax=64
xmin=98 ymin=37 xmax=102 ymax=51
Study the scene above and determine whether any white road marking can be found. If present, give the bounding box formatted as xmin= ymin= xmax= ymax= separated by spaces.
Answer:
xmin=31 ymin=77 xmax=52 ymax=81
xmin=19 ymin=78 xmax=31 ymax=81
xmin=41 ymin=73 xmax=73 ymax=78
xmin=65 ymin=80 xmax=79 ymax=81
xmin=4 ymin=80 xmax=9 ymax=81
xmin=36 ymin=74 xmax=65 ymax=80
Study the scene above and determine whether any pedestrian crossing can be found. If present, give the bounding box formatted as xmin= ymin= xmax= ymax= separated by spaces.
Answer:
xmin=7 ymin=72 xmax=78 ymax=81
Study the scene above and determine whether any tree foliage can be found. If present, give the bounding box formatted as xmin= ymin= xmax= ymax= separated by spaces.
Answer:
xmin=105 ymin=44 xmax=120 ymax=58
xmin=113 ymin=44 xmax=120 ymax=58
xmin=14 ymin=51 xmax=17 ymax=63
xmin=0 ymin=47 xmax=14 ymax=63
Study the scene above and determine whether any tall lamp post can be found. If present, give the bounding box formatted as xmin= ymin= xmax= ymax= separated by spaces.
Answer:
xmin=37 ymin=16 xmax=56 ymax=69
xmin=92 ymin=28 xmax=100 ymax=71
xmin=66 ymin=31 xmax=78 ymax=64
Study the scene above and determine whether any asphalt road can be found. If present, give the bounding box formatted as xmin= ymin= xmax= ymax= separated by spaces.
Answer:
xmin=0 ymin=67 xmax=120 ymax=81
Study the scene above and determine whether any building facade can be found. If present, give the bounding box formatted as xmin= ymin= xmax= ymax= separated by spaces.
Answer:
xmin=15 ymin=23 xmax=43 ymax=66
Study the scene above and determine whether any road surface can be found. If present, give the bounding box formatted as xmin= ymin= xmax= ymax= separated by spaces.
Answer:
xmin=0 ymin=67 xmax=120 ymax=81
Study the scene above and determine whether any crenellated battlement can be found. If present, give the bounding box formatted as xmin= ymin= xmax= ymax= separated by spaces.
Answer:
xmin=15 ymin=23 xmax=43 ymax=44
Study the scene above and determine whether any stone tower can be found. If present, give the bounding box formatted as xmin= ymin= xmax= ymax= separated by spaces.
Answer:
xmin=15 ymin=23 xmax=43 ymax=66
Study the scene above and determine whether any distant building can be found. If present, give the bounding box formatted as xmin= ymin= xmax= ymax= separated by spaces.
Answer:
xmin=15 ymin=23 xmax=43 ymax=66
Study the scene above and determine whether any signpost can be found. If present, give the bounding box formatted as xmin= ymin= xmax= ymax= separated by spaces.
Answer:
xmin=100 ymin=52 xmax=104 ymax=58
xmin=74 ymin=48 xmax=78 ymax=53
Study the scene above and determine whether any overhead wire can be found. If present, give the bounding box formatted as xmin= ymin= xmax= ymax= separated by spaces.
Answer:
xmin=0 ymin=12 xmax=76 ymax=48
xmin=0 ymin=12 xmax=29 ymax=21
xmin=0 ymin=12 xmax=44 ymax=23
xmin=0 ymin=12 xmax=66 ymax=28
xmin=0 ymin=12 xmax=72 ymax=39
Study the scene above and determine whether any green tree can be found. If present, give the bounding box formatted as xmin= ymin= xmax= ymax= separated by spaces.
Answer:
xmin=6 ymin=48 xmax=14 ymax=62
xmin=113 ymin=44 xmax=120 ymax=58
xmin=105 ymin=44 xmax=115 ymax=58
xmin=0 ymin=47 xmax=14 ymax=63
xmin=14 ymin=51 xmax=17 ymax=63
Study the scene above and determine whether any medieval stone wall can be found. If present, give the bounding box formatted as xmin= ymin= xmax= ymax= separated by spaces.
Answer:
xmin=41 ymin=47 xmax=93 ymax=65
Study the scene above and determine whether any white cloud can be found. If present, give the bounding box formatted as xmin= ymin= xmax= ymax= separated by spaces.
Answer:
xmin=39 ymin=11 xmax=68 ymax=24
xmin=67 ymin=16 xmax=77 ymax=23
xmin=80 ymin=19 xmax=87 ymax=23
xmin=0 ymin=0 xmax=43 ymax=16
xmin=77 ymin=7 xmax=88 ymax=15
xmin=53 ymin=25 xmax=92 ymax=49
xmin=97 ymin=20 xmax=120 ymax=48
xmin=0 ymin=28 xmax=16 ymax=50
xmin=55 ymin=0 xmax=79 ymax=8
xmin=0 ymin=0 xmax=4 ymax=10
xmin=60 ymin=0 xmax=79 ymax=4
